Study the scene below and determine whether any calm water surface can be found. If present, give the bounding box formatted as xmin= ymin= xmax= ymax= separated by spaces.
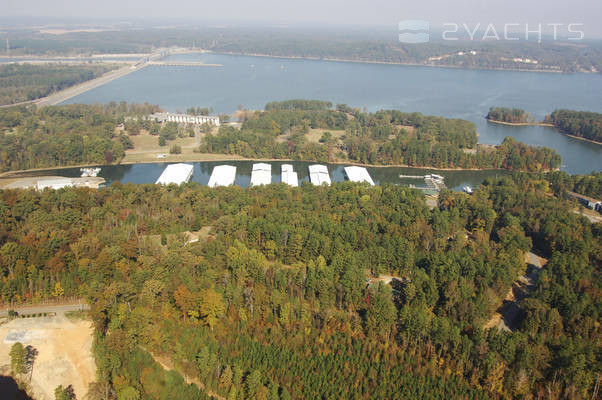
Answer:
xmin=62 ymin=52 xmax=601 ymax=174
xmin=24 ymin=161 xmax=505 ymax=191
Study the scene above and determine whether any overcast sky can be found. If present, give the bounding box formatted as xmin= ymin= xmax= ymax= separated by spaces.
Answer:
xmin=4 ymin=0 xmax=602 ymax=38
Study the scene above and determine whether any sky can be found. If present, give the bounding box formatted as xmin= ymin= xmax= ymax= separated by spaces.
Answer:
xmin=3 ymin=0 xmax=602 ymax=38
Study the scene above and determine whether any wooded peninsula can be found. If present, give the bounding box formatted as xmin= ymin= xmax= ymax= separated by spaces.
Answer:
xmin=486 ymin=107 xmax=602 ymax=144
xmin=0 ymin=100 xmax=562 ymax=173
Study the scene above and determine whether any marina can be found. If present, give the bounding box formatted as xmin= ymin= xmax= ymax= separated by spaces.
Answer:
xmin=250 ymin=163 xmax=272 ymax=186
xmin=0 ymin=161 xmax=507 ymax=192
xmin=308 ymin=165 xmax=332 ymax=186
xmin=208 ymin=165 xmax=237 ymax=187
xmin=155 ymin=163 xmax=194 ymax=185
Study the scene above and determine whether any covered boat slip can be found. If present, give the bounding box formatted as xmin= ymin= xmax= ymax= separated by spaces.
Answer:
xmin=281 ymin=164 xmax=299 ymax=187
xmin=308 ymin=164 xmax=331 ymax=186
xmin=208 ymin=165 xmax=237 ymax=187
xmin=250 ymin=163 xmax=272 ymax=186
xmin=344 ymin=166 xmax=375 ymax=186
xmin=155 ymin=163 xmax=194 ymax=185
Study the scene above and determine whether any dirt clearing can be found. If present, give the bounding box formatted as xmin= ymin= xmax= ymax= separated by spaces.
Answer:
xmin=0 ymin=315 xmax=96 ymax=400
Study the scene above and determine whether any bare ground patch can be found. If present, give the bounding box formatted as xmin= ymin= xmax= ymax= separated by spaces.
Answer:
xmin=0 ymin=315 xmax=96 ymax=400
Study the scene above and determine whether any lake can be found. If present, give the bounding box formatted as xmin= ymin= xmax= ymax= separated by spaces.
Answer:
xmin=62 ymin=52 xmax=602 ymax=174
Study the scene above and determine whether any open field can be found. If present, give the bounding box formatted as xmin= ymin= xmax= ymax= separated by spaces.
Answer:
xmin=0 ymin=314 xmax=96 ymax=400
xmin=305 ymin=128 xmax=346 ymax=144
xmin=121 ymin=128 xmax=245 ymax=164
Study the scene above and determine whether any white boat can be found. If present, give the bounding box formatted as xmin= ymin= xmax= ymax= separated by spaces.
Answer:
xmin=462 ymin=185 xmax=474 ymax=194
xmin=80 ymin=167 xmax=101 ymax=177
xmin=431 ymin=174 xmax=444 ymax=181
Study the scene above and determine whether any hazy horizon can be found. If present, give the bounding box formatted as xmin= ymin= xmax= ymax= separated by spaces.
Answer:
xmin=3 ymin=0 xmax=602 ymax=39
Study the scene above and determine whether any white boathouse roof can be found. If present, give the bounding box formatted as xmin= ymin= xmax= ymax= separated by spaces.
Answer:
xmin=208 ymin=165 xmax=237 ymax=187
xmin=250 ymin=163 xmax=272 ymax=186
xmin=344 ymin=166 xmax=375 ymax=186
xmin=155 ymin=163 xmax=194 ymax=185
xmin=281 ymin=164 xmax=298 ymax=187
xmin=308 ymin=164 xmax=331 ymax=186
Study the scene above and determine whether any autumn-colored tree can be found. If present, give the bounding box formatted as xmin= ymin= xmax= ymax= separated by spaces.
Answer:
xmin=199 ymin=288 xmax=226 ymax=329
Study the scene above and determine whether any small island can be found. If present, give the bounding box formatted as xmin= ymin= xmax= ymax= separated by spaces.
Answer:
xmin=485 ymin=107 xmax=550 ymax=126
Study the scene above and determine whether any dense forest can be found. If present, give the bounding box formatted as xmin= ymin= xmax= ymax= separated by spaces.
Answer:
xmin=0 ymin=64 xmax=118 ymax=106
xmin=0 ymin=103 xmax=159 ymax=172
xmin=545 ymin=171 xmax=602 ymax=199
xmin=202 ymin=101 xmax=561 ymax=171
xmin=0 ymin=172 xmax=599 ymax=399
xmin=486 ymin=108 xmax=532 ymax=124
xmin=3 ymin=27 xmax=602 ymax=73
xmin=545 ymin=109 xmax=602 ymax=143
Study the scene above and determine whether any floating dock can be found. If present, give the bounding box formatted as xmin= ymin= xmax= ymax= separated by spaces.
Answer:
xmin=281 ymin=164 xmax=298 ymax=187
xmin=155 ymin=163 xmax=194 ymax=185
xmin=344 ymin=166 xmax=375 ymax=186
xmin=208 ymin=165 xmax=236 ymax=187
xmin=250 ymin=163 xmax=272 ymax=186
xmin=308 ymin=164 xmax=331 ymax=186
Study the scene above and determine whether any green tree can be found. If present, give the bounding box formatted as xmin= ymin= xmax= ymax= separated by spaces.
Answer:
xmin=9 ymin=342 xmax=27 ymax=375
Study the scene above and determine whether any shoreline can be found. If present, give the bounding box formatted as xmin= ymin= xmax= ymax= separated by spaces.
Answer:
xmin=486 ymin=119 xmax=555 ymax=127
xmin=563 ymin=132 xmax=602 ymax=145
xmin=486 ymin=119 xmax=601 ymax=145
xmin=212 ymin=50 xmax=567 ymax=74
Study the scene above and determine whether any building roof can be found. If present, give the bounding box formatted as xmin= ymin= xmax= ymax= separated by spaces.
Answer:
xmin=280 ymin=164 xmax=298 ymax=186
xmin=344 ymin=166 xmax=375 ymax=186
xmin=250 ymin=163 xmax=272 ymax=186
xmin=309 ymin=164 xmax=331 ymax=186
xmin=155 ymin=163 xmax=194 ymax=185
xmin=208 ymin=165 xmax=237 ymax=187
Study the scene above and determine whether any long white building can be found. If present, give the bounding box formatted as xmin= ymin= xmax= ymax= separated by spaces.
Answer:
xmin=281 ymin=164 xmax=298 ymax=187
xmin=250 ymin=163 xmax=272 ymax=186
xmin=208 ymin=165 xmax=237 ymax=187
xmin=150 ymin=112 xmax=220 ymax=126
xmin=308 ymin=164 xmax=331 ymax=186
xmin=344 ymin=166 xmax=375 ymax=186
xmin=156 ymin=163 xmax=194 ymax=185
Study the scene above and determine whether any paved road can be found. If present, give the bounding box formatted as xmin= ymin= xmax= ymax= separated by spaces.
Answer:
xmin=0 ymin=303 xmax=89 ymax=317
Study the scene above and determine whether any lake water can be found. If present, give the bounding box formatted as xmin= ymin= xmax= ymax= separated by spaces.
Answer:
xmin=25 ymin=161 xmax=507 ymax=191
xmin=61 ymin=52 xmax=601 ymax=174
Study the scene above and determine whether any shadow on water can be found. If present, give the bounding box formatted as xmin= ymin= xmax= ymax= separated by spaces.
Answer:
xmin=0 ymin=376 xmax=33 ymax=400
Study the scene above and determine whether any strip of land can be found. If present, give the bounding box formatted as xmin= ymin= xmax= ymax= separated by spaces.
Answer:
xmin=486 ymin=119 xmax=554 ymax=127
xmin=32 ymin=64 xmax=146 ymax=107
